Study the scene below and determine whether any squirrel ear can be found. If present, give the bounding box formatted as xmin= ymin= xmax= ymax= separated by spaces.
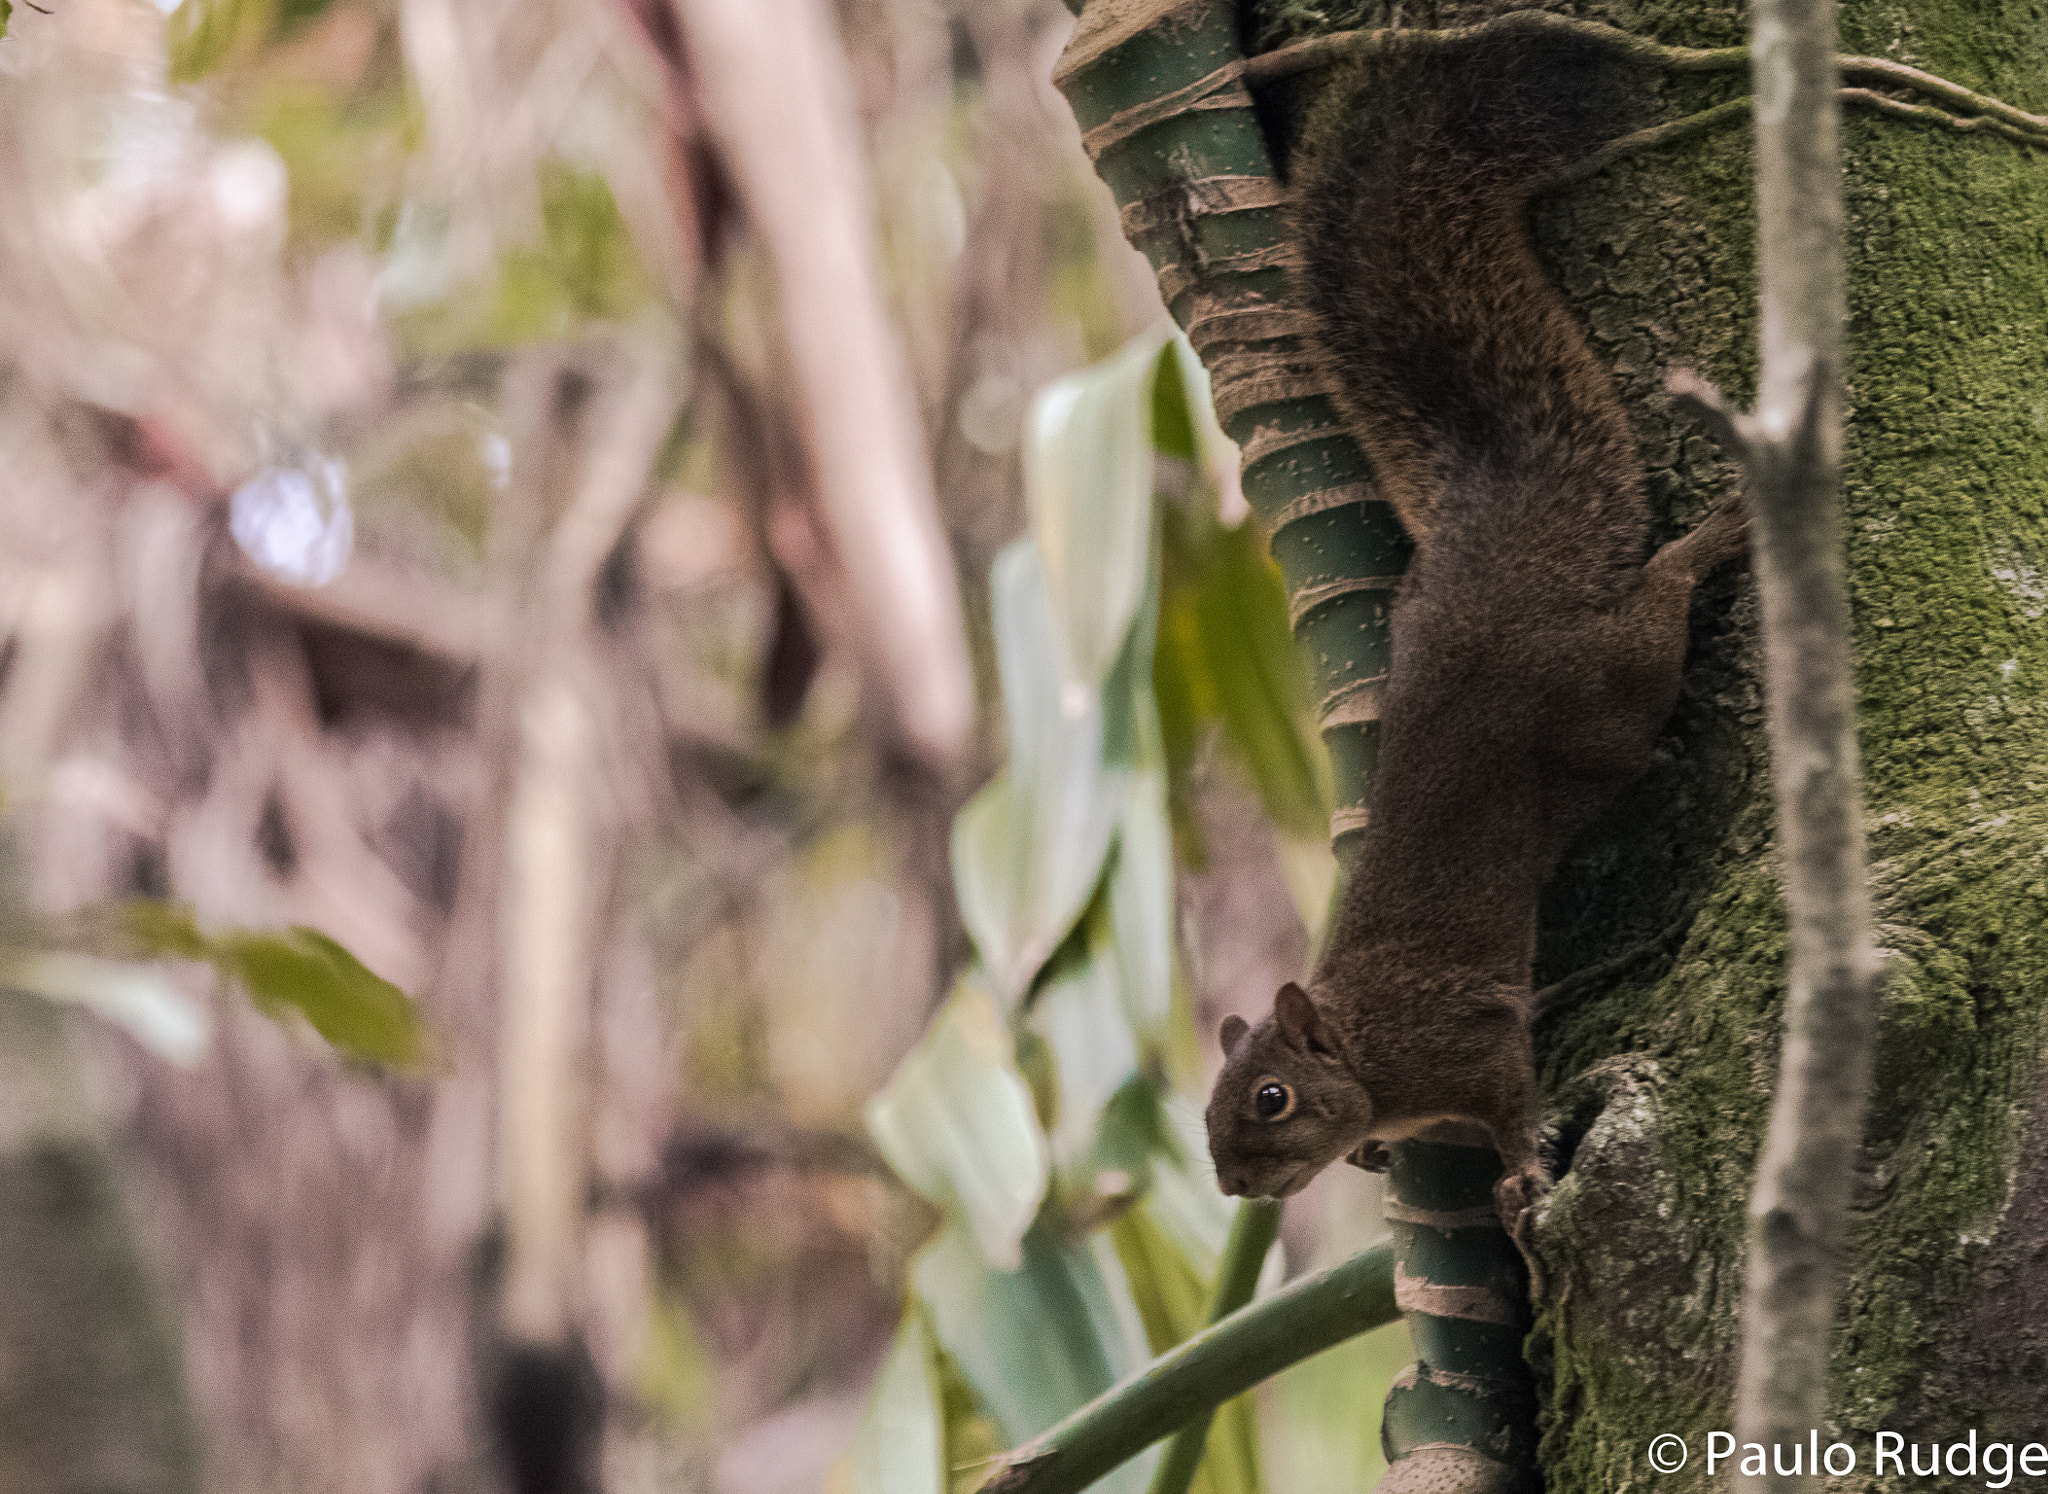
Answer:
xmin=1219 ymin=1015 xmax=1249 ymax=1054
xmin=1274 ymin=982 xmax=1337 ymax=1057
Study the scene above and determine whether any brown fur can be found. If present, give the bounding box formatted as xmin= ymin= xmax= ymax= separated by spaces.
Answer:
xmin=1205 ymin=28 xmax=1748 ymax=1228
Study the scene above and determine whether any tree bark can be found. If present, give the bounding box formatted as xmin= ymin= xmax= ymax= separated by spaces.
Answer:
xmin=1061 ymin=0 xmax=2048 ymax=1486
xmin=1491 ymin=0 xmax=2048 ymax=1481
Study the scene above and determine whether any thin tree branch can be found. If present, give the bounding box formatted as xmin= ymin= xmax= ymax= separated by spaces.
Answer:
xmin=1837 ymin=87 xmax=2048 ymax=149
xmin=976 ymin=1242 xmax=1396 ymax=1494
xmin=1670 ymin=0 xmax=1883 ymax=1481
xmin=1245 ymin=10 xmax=2048 ymax=151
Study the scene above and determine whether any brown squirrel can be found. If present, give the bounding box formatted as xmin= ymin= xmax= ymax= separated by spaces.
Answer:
xmin=1205 ymin=26 xmax=1748 ymax=1227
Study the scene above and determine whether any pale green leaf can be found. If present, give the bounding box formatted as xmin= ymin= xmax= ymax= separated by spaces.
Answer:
xmin=953 ymin=543 xmax=1130 ymax=1003
xmin=866 ymin=979 xmax=1048 ymax=1269
xmin=5 ymin=952 xmax=210 ymax=1066
xmin=1107 ymin=765 xmax=1175 ymax=1043
xmin=1025 ymin=938 xmax=1139 ymax=1168
xmin=831 ymin=1313 xmax=945 ymax=1494
xmin=912 ymin=1220 xmax=1158 ymax=1493
xmin=1025 ymin=323 xmax=1171 ymax=691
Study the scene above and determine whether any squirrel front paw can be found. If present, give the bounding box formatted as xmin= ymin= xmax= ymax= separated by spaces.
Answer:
xmin=1346 ymin=1141 xmax=1393 ymax=1173
xmin=1494 ymin=1166 xmax=1552 ymax=1300
xmin=1492 ymin=1166 xmax=1549 ymax=1234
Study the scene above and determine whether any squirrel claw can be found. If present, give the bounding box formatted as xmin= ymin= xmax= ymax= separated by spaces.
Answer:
xmin=1347 ymin=1141 xmax=1394 ymax=1173
xmin=1495 ymin=1168 xmax=1552 ymax=1302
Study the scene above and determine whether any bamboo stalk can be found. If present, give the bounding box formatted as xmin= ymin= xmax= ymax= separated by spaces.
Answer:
xmin=1143 ymin=1199 xmax=1281 ymax=1494
xmin=979 ymin=1241 xmax=1397 ymax=1494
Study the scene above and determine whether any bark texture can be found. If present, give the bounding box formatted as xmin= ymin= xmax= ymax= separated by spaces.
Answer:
xmin=1460 ymin=0 xmax=2048 ymax=1482
xmin=1082 ymin=0 xmax=2048 ymax=1484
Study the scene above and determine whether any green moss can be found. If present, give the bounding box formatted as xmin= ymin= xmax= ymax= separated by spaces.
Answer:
xmin=1519 ymin=0 xmax=2048 ymax=1475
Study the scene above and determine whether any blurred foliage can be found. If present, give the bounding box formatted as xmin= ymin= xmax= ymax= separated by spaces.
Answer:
xmin=119 ymin=900 xmax=430 ymax=1069
xmin=839 ymin=327 xmax=1325 ymax=1494
xmin=397 ymin=164 xmax=659 ymax=354
xmin=3 ymin=899 xmax=427 ymax=1072
xmin=1156 ymin=514 xmax=1329 ymax=855
xmin=253 ymin=81 xmax=416 ymax=250
xmin=1149 ymin=350 xmax=1329 ymax=854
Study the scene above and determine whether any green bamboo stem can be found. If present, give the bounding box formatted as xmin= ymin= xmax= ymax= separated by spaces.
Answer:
xmin=1376 ymin=1141 xmax=1537 ymax=1492
xmin=1052 ymin=3 xmax=1537 ymax=1488
xmin=1143 ymin=1199 xmax=1282 ymax=1494
xmin=979 ymin=1241 xmax=1398 ymax=1494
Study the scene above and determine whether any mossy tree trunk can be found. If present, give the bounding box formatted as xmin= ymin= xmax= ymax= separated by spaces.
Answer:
xmin=1516 ymin=0 xmax=2048 ymax=1482
xmin=1061 ymin=0 xmax=2048 ymax=1486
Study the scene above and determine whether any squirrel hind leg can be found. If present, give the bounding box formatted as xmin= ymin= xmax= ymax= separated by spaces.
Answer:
xmin=1525 ymin=493 xmax=1747 ymax=795
xmin=1647 ymin=494 xmax=1751 ymax=583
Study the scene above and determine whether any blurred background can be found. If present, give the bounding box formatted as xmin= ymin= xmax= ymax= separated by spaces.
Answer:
xmin=0 ymin=0 xmax=1407 ymax=1491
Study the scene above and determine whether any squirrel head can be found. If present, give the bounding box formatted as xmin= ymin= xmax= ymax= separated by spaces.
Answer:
xmin=1205 ymin=981 xmax=1374 ymax=1200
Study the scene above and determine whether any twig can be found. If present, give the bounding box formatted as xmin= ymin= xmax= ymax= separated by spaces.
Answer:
xmin=1667 ymin=0 xmax=1883 ymax=1478
xmin=1247 ymin=11 xmax=1749 ymax=82
xmin=1836 ymin=54 xmax=2048 ymax=136
xmin=1245 ymin=10 xmax=2048 ymax=152
xmin=977 ymin=1242 xmax=1397 ymax=1494
xmin=1532 ymin=96 xmax=1755 ymax=191
xmin=1143 ymin=1200 xmax=1281 ymax=1494
xmin=1838 ymin=87 xmax=2048 ymax=149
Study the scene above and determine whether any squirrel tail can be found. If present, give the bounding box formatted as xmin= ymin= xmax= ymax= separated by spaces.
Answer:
xmin=1291 ymin=26 xmax=1646 ymax=556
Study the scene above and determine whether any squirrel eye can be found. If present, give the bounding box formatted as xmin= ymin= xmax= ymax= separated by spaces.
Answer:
xmin=1254 ymin=1082 xmax=1293 ymax=1121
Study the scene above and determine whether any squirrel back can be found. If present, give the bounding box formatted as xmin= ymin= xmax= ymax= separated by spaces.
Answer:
xmin=1292 ymin=28 xmax=1645 ymax=584
xmin=1206 ymin=28 xmax=1747 ymax=1219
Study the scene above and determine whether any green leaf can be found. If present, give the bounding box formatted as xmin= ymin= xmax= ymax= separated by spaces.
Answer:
xmin=1109 ymin=1199 xmax=1210 ymax=1352
xmin=1110 ymin=1205 xmax=1264 ymax=1494
xmin=831 ymin=1313 xmax=946 ymax=1494
xmin=1026 ymin=933 xmax=1140 ymax=1168
xmin=1157 ymin=513 xmax=1330 ymax=846
xmin=118 ymin=899 xmax=212 ymax=962
xmin=912 ymin=1219 xmax=1157 ymax=1493
xmin=1160 ymin=334 xmax=1239 ymax=500
xmin=953 ymin=544 xmax=1131 ymax=1003
xmin=109 ymin=901 xmax=427 ymax=1069
xmin=216 ymin=927 xmax=429 ymax=1069
xmin=1025 ymin=324 xmax=1170 ymax=690
xmin=866 ymin=978 xmax=1048 ymax=1269
xmin=1 ymin=1 xmax=11 ymax=39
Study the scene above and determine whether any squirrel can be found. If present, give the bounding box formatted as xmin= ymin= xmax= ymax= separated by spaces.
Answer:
xmin=1204 ymin=25 xmax=1749 ymax=1230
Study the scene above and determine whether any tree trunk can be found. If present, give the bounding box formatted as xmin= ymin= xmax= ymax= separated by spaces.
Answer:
xmin=1531 ymin=0 xmax=2048 ymax=1481
xmin=1061 ymin=0 xmax=2048 ymax=1485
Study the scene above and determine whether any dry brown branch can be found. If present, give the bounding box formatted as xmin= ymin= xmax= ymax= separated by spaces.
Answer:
xmin=670 ymin=0 xmax=973 ymax=767
xmin=496 ymin=346 xmax=680 ymax=1351
xmin=233 ymin=554 xmax=498 ymax=670
xmin=1665 ymin=0 xmax=1882 ymax=1481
